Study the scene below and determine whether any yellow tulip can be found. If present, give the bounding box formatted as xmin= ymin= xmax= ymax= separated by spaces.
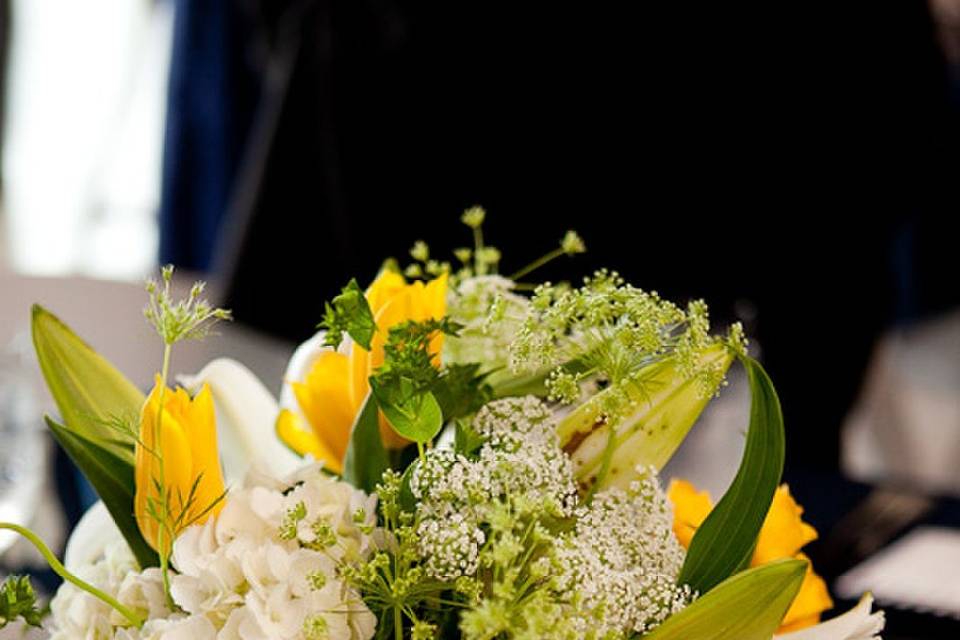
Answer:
xmin=277 ymin=271 xmax=448 ymax=472
xmin=668 ymin=479 xmax=834 ymax=633
xmin=135 ymin=377 xmax=226 ymax=555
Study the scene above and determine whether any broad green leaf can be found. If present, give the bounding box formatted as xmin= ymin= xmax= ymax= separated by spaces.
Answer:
xmin=342 ymin=393 xmax=391 ymax=493
xmin=678 ymin=355 xmax=785 ymax=593
xmin=370 ymin=378 xmax=444 ymax=444
xmin=647 ymin=559 xmax=806 ymax=640
xmin=45 ymin=416 xmax=156 ymax=569
xmin=561 ymin=343 xmax=733 ymax=492
xmin=31 ymin=305 xmax=143 ymax=462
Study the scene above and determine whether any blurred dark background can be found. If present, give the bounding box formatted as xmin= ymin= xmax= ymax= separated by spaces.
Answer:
xmin=153 ymin=1 xmax=959 ymax=473
xmin=0 ymin=0 xmax=957 ymax=502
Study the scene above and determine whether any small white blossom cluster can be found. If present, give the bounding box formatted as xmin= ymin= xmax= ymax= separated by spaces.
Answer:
xmin=50 ymin=465 xmax=379 ymax=640
xmin=553 ymin=468 xmax=692 ymax=637
xmin=411 ymin=397 xmax=577 ymax=580
xmin=444 ymin=275 xmax=530 ymax=383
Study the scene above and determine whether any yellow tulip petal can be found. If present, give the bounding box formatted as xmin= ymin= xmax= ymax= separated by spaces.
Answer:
xmin=135 ymin=377 xmax=227 ymax=554
xmin=276 ymin=408 xmax=344 ymax=474
xmin=422 ymin=272 xmax=449 ymax=320
xmin=753 ymin=485 xmax=819 ymax=565
xmin=779 ymin=553 xmax=833 ymax=632
xmin=184 ymin=384 xmax=226 ymax=521
xmin=293 ymin=351 xmax=355 ymax=462
xmin=668 ymin=479 xmax=714 ymax=549
xmin=136 ymin=379 xmax=194 ymax=552
xmin=365 ymin=270 xmax=406 ymax=315
xmin=670 ymin=478 xmax=831 ymax=634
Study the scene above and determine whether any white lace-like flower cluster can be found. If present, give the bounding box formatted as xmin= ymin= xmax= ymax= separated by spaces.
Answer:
xmin=444 ymin=275 xmax=530 ymax=382
xmin=553 ymin=468 xmax=692 ymax=637
xmin=50 ymin=465 xmax=379 ymax=640
xmin=411 ymin=397 xmax=578 ymax=581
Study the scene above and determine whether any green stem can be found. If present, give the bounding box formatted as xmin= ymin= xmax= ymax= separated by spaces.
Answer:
xmin=156 ymin=343 xmax=173 ymax=605
xmin=0 ymin=522 xmax=144 ymax=628
xmin=393 ymin=604 xmax=403 ymax=640
xmin=416 ymin=441 xmax=427 ymax=469
xmin=472 ymin=225 xmax=486 ymax=274
xmin=508 ymin=247 xmax=564 ymax=281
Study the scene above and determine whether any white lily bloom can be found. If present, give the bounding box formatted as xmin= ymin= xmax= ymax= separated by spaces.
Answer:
xmin=180 ymin=358 xmax=302 ymax=482
xmin=63 ymin=500 xmax=123 ymax=573
xmin=776 ymin=594 xmax=885 ymax=640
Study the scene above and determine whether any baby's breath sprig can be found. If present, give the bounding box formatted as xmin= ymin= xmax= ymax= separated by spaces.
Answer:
xmin=144 ymin=265 xmax=232 ymax=348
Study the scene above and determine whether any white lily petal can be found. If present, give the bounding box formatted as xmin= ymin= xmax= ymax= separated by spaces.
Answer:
xmin=179 ymin=358 xmax=301 ymax=483
xmin=776 ymin=594 xmax=885 ymax=640
xmin=64 ymin=501 xmax=124 ymax=573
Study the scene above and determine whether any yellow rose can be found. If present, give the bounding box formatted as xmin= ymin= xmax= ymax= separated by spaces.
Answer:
xmin=276 ymin=271 xmax=448 ymax=473
xmin=668 ymin=479 xmax=833 ymax=632
xmin=135 ymin=377 xmax=226 ymax=554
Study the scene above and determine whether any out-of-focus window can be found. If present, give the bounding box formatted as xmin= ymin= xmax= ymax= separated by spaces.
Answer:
xmin=1 ymin=0 xmax=172 ymax=280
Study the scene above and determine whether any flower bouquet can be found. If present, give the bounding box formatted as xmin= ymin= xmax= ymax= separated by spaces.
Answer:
xmin=0 ymin=209 xmax=884 ymax=639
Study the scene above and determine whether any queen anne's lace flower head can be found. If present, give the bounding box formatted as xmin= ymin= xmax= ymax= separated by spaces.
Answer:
xmin=553 ymin=468 xmax=693 ymax=637
xmin=412 ymin=397 xmax=578 ymax=581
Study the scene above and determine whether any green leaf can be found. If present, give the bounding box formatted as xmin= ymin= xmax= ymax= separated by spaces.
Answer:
xmin=398 ymin=461 xmax=418 ymax=513
xmin=646 ymin=559 xmax=806 ymax=640
xmin=45 ymin=416 xmax=157 ymax=569
xmin=678 ymin=355 xmax=785 ymax=593
xmin=454 ymin=419 xmax=485 ymax=459
xmin=562 ymin=343 xmax=734 ymax=492
xmin=31 ymin=305 xmax=143 ymax=463
xmin=370 ymin=378 xmax=444 ymax=444
xmin=319 ymin=279 xmax=376 ymax=350
xmin=342 ymin=393 xmax=391 ymax=493
xmin=431 ymin=363 xmax=493 ymax=422
xmin=0 ymin=575 xmax=43 ymax=629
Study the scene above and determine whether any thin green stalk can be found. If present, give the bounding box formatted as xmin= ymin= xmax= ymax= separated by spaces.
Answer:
xmin=473 ymin=225 xmax=484 ymax=255
xmin=416 ymin=441 xmax=427 ymax=469
xmin=508 ymin=247 xmax=564 ymax=281
xmin=393 ymin=603 xmax=403 ymax=640
xmin=0 ymin=522 xmax=144 ymax=628
xmin=156 ymin=343 xmax=173 ymax=605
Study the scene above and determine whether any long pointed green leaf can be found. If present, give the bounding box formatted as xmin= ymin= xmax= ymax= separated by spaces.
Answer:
xmin=561 ymin=343 xmax=733 ymax=492
xmin=678 ymin=355 xmax=785 ymax=593
xmin=647 ymin=559 xmax=806 ymax=640
xmin=341 ymin=393 xmax=390 ymax=493
xmin=44 ymin=416 xmax=156 ymax=569
xmin=31 ymin=305 xmax=143 ymax=462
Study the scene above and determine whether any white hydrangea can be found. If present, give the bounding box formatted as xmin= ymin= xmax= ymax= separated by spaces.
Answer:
xmin=553 ymin=467 xmax=692 ymax=637
xmin=49 ymin=464 xmax=379 ymax=640
xmin=49 ymin=539 xmax=170 ymax=640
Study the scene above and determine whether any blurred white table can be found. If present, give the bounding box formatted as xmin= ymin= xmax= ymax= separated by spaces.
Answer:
xmin=0 ymin=272 xmax=295 ymax=396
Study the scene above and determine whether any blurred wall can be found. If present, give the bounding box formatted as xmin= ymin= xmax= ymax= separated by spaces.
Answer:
xmin=1 ymin=0 xmax=170 ymax=279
